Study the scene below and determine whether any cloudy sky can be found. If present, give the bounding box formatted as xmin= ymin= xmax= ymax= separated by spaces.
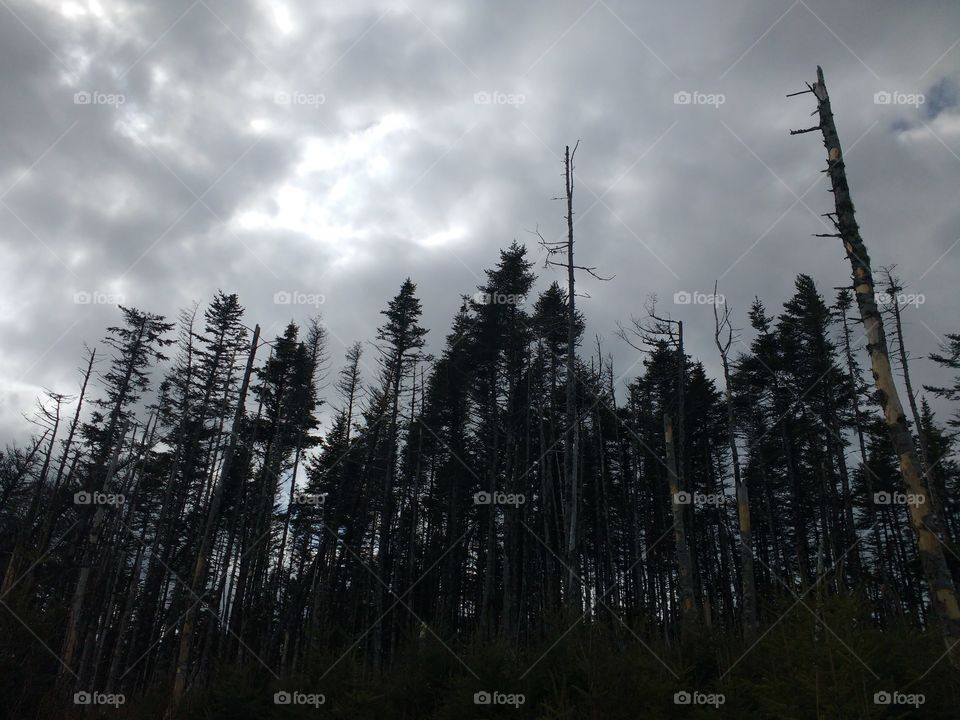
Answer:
xmin=1 ymin=0 xmax=959 ymax=442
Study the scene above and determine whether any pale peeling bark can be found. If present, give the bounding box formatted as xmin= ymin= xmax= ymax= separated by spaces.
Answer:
xmin=807 ymin=66 xmax=960 ymax=657
xmin=664 ymin=413 xmax=697 ymax=630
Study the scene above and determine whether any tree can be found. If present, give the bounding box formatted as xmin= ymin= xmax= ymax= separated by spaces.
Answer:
xmin=371 ymin=279 xmax=428 ymax=665
xmin=926 ymin=333 xmax=960 ymax=429
xmin=62 ymin=306 xmax=173 ymax=676
xmin=537 ymin=143 xmax=612 ymax=609
xmin=792 ymin=65 xmax=960 ymax=657
xmin=713 ymin=288 xmax=757 ymax=636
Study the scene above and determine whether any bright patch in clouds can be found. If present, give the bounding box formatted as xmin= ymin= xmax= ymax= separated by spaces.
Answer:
xmin=235 ymin=183 xmax=339 ymax=239
xmin=417 ymin=225 xmax=466 ymax=247
xmin=270 ymin=1 xmax=295 ymax=34
xmin=296 ymin=113 xmax=412 ymax=175
xmin=249 ymin=117 xmax=271 ymax=133
xmin=896 ymin=112 xmax=960 ymax=143
xmin=235 ymin=113 xmax=416 ymax=247
xmin=60 ymin=1 xmax=86 ymax=19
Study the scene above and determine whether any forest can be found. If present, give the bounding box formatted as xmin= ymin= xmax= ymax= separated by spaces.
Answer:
xmin=2 ymin=69 xmax=960 ymax=719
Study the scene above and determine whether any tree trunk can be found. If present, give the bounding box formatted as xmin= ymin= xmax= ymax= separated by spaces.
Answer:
xmin=171 ymin=325 xmax=259 ymax=707
xmin=714 ymin=308 xmax=757 ymax=636
xmin=664 ymin=413 xmax=697 ymax=632
xmin=61 ymin=420 xmax=129 ymax=678
xmin=563 ymin=144 xmax=581 ymax=608
xmin=806 ymin=65 xmax=960 ymax=658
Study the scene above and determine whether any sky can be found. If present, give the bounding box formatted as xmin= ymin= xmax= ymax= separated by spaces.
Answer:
xmin=1 ymin=0 xmax=959 ymax=443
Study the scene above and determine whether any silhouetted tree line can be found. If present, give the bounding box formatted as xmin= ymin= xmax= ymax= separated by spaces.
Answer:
xmin=2 ymin=250 xmax=960 ymax=714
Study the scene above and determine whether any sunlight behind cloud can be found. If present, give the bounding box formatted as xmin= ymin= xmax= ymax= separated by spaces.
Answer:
xmin=234 ymin=113 xmax=418 ymax=252
xmin=896 ymin=112 xmax=960 ymax=143
xmin=417 ymin=225 xmax=466 ymax=247
xmin=60 ymin=1 xmax=86 ymax=19
xmin=296 ymin=113 xmax=412 ymax=175
xmin=270 ymin=1 xmax=296 ymax=34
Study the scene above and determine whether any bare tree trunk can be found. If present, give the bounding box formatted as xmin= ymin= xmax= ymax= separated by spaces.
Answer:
xmin=713 ymin=297 xmax=757 ymax=636
xmin=795 ymin=65 xmax=960 ymax=658
xmin=563 ymin=144 xmax=581 ymax=608
xmin=664 ymin=413 xmax=697 ymax=632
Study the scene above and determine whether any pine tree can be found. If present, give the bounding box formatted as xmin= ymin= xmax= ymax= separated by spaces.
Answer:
xmin=371 ymin=279 xmax=427 ymax=665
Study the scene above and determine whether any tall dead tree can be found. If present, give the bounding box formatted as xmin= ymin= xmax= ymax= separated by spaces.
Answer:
xmin=537 ymin=141 xmax=611 ymax=608
xmin=791 ymin=65 xmax=960 ymax=658
xmin=664 ymin=413 xmax=698 ymax=631
xmin=713 ymin=286 xmax=757 ymax=636
xmin=618 ymin=298 xmax=697 ymax=631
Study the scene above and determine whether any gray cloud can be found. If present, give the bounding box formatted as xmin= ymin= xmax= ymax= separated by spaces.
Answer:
xmin=2 ymin=0 xmax=959 ymax=442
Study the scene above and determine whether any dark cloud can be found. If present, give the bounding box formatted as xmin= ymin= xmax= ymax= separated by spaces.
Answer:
xmin=2 ymin=0 xmax=959 ymax=442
